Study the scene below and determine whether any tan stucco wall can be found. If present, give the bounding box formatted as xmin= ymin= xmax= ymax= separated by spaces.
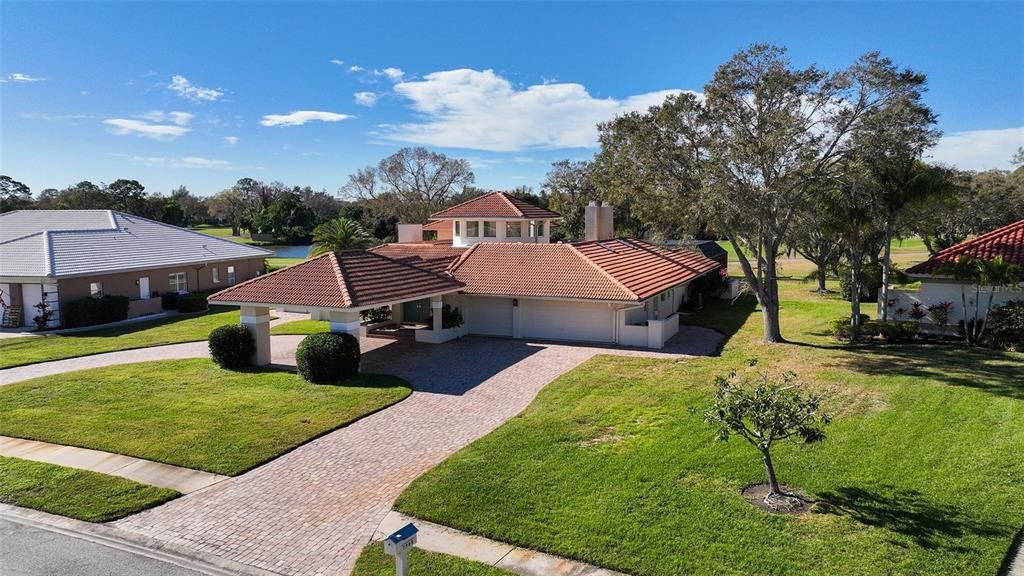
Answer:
xmin=57 ymin=257 xmax=266 ymax=312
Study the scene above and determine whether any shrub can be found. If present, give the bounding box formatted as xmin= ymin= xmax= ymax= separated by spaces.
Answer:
xmin=982 ymin=300 xmax=1024 ymax=352
xmin=876 ymin=322 xmax=900 ymax=342
xmin=927 ymin=301 xmax=952 ymax=325
xmin=296 ymin=332 xmax=361 ymax=384
xmin=208 ymin=324 xmax=255 ymax=369
xmin=425 ymin=304 xmax=465 ymax=330
xmin=64 ymin=295 xmax=130 ymax=328
xmin=160 ymin=292 xmax=178 ymax=311
xmin=899 ymin=321 xmax=920 ymax=339
xmin=176 ymin=292 xmax=209 ymax=313
xmin=839 ymin=262 xmax=909 ymax=303
xmin=360 ymin=306 xmax=391 ymax=324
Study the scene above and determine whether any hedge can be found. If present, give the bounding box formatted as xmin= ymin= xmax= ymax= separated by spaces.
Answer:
xmin=63 ymin=295 xmax=130 ymax=328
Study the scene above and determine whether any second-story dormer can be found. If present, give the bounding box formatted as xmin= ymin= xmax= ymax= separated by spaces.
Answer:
xmin=427 ymin=191 xmax=561 ymax=247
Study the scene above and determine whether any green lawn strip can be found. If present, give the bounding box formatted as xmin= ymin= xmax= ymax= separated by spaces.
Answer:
xmin=0 ymin=309 xmax=241 ymax=369
xmin=395 ymin=279 xmax=1024 ymax=576
xmin=271 ymin=319 xmax=331 ymax=335
xmin=353 ymin=542 xmax=513 ymax=576
xmin=0 ymin=359 xmax=411 ymax=475
xmin=0 ymin=456 xmax=178 ymax=522
xmin=190 ymin=226 xmax=262 ymax=245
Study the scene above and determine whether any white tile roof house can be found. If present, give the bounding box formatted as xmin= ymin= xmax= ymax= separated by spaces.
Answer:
xmin=0 ymin=210 xmax=272 ymax=328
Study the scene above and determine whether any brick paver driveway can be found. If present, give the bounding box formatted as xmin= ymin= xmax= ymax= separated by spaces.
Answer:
xmin=115 ymin=328 xmax=722 ymax=576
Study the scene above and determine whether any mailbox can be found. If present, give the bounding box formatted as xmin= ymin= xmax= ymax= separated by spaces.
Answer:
xmin=383 ymin=523 xmax=418 ymax=576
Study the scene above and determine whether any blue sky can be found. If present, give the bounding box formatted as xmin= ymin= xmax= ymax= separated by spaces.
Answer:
xmin=2 ymin=1 xmax=1022 ymax=198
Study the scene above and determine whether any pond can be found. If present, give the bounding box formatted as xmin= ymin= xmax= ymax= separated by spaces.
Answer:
xmin=262 ymin=245 xmax=313 ymax=259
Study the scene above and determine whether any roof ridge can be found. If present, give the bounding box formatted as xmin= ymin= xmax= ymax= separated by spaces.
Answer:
xmin=445 ymin=242 xmax=481 ymax=275
xmin=933 ymin=218 xmax=1024 ymax=260
xmin=569 ymin=242 xmax=639 ymax=300
xmin=429 ymin=191 xmax=502 ymax=219
xmin=0 ymin=230 xmax=45 ymax=246
xmin=329 ymin=252 xmax=355 ymax=308
xmin=495 ymin=192 xmax=526 ymax=218
xmin=356 ymin=249 xmax=463 ymax=284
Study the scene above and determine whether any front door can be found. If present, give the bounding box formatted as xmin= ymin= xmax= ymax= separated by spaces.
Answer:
xmin=139 ymin=277 xmax=150 ymax=300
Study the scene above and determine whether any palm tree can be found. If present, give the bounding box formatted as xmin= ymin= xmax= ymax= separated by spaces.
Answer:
xmin=977 ymin=257 xmax=1020 ymax=344
xmin=310 ymin=217 xmax=372 ymax=256
xmin=941 ymin=255 xmax=1020 ymax=345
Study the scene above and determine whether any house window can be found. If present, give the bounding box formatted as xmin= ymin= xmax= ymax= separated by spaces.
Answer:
xmin=466 ymin=221 xmax=479 ymax=237
xmin=483 ymin=221 xmax=496 ymax=237
xmin=530 ymin=220 xmax=545 ymax=237
xmin=89 ymin=282 xmax=103 ymax=298
xmin=212 ymin=268 xmax=220 ymax=284
xmin=227 ymin=266 xmax=236 ymax=285
xmin=454 ymin=221 xmax=460 ymax=236
xmin=506 ymin=221 xmax=522 ymax=238
xmin=168 ymin=272 xmax=187 ymax=293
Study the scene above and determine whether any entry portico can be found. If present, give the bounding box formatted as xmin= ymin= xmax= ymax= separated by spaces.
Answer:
xmin=209 ymin=250 xmax=464 ymax=365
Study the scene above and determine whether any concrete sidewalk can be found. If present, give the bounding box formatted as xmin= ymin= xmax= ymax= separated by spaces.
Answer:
xmin=0 ymin=436 xmax=228 ymax=494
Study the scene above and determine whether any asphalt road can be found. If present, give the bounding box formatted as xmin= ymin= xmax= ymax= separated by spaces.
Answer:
xmin=0 ymin=517 xmax=204 ymax=576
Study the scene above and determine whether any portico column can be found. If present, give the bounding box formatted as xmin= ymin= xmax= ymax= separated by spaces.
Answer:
xmin=431 ymin=295 xmax=443 ymax=332
xmin=240 ymin=305 xmax=272 ymax=366
xmin=327 ymin=310 xmax=362 ymax=337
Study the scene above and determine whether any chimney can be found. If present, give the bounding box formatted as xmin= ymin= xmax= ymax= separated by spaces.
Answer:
xmin=584 ymin=201 xmax=614 ymax=242
xmin=396 ymin=223 xmax=424 ymax=244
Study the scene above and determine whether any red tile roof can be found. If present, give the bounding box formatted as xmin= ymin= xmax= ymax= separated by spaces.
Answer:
xmin=574 ymin=239 xmax=723 ymax=300
xmin=369 ymin=243 xmax=467 ymax=274
xmin=209 ymin=250 xmax=463 ymax=309
xmin=422 ymin=220 xmax=450 ymax=231
xmin=907 ymin=219 xmax=1024 ymax=276
xmin=430 ymin=192 xmax=561 ymax=220
xmin=446 ymin=239 xmax=721 ymax=302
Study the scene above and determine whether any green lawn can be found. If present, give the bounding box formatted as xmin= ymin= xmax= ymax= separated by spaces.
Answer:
xmin=190 ymin=225 xmax=262 ymax=245
xmin=718 ymin=237 xmax=931 ymax=279
xmin=267 ymin=257 xmax=305 ymax=271
xmin=0 ymin=309 xmax=242 ymax=369
xmin=353 ymin=543 xmax=514 ymax=576
xmin=391 ymin=280 xmax=1024 ymax=576
xmin=271 ymin=319 xmax=331 ymax=335
xmin=0 ymin=456 xmax=178 ymax=522
xmin=0 ymin=359 xmax=411 ymax=475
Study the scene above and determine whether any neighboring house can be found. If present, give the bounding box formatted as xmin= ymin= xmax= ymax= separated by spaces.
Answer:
xmin=210 ymin=196 xmax=723 ymax=363
xmin=0 ymin=210 xmax=271 ymax=328
xmin=884 ymin=219 xmax=1024 ymax=329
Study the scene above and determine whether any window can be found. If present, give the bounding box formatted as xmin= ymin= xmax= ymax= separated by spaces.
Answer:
xmin=212 ymin=267 xmax=220 ymax=284
xmin=89 ymin=282 xmax=103 ymax=298
xmin=483 ymin=221 xmax=496 ymax=237
xmin=227 ymin=266 xmax=236 ymax=285
xmin=168 ymin=272 xmax=187 ymax=293
xmin=530 ymin=220 xmax=545 ymax=237
xmin=466 ymin=221 xmax=479 ymax=237
xmin=454 ymin=221 xmax=460 ymax=236
xmin=506 ymin=221 xmax=522 ymax=238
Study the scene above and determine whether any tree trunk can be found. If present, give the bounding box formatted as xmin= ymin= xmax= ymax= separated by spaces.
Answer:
xmin=761 ymin=255 xmax=783 ymax=343
xmin=977 ymin=289 xmax=997 ymax=343
xmin=761 ymin=448 xmax=782 ymax=496
xmin=816 ymin=266 xmax=827 ymax=293
xmin=851 ymin=257 xmax=863 ymax=331
xmin=880 ymin=219 xmax=894 ymax=322
xmin=960 ymin=286 xmax=970 ymax=345
xmin=231 ymin=224 xmax=240 ymax=237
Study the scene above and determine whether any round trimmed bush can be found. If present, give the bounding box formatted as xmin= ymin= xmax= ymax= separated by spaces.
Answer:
xmin=296 ymin=332 xmax=360 ymax=384
xmin=208 ymin=324 xmax=256 ymax=369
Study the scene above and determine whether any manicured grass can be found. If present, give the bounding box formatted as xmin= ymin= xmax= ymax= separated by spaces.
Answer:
xmin=353 ymin=542 xmax=514 ymax=576
xmin=0 ymin=309 xmax=241 ymax=369
xmin=0 ymin=456 xmax=178 ymax=522
xmin=718 ymin=238 xmax=931 ymax=280
xmin=191 ymin=225 xmax=262 ymax=245
xmin=271 ymin=319 xmax=331 ymax=335
xmin=0 ymin=359 xmax=411 ymax=475
xmin=393 ymin=279 xmax=1024 ymax=576
xmin=267 ymin=257 xmax=305 ymax=271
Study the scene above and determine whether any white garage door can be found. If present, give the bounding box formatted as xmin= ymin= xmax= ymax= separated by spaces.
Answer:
xmin=468 ymin=296 xmax=513 ymax=337
xmin=519 ymin=299 xmax=613 ymax=343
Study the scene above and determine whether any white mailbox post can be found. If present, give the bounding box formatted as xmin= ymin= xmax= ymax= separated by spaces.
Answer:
xmin=383 ymin=523 xmax=418 ymax=576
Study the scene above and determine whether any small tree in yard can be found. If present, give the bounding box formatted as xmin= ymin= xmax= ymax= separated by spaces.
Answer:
xmin=704 ymin=368 xmax=830 ymax=510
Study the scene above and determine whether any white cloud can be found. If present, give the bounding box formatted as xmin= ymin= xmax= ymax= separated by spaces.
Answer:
xmin=329 ymin=59 xmax=345 ymax=66
xmin=224 ymin=136 xmax=240 ymax=146
xmin=927 ymin=127 xmax=1024 ymax=171
xmin=180 ymin=156 xmax=234 ymax=169
xmin=104 ymin=118 xmax=191 ymax=140
xmin=378 ymin=67 xmax=404 ymax=81
xmin=384 ymin=68 xmax=684 ymax=151
xmin=354 ymin=91 xmax=378 ymax=107
xmin=260 ymin=110 xmax=353 ymax=127
xmin=6 ymin=73 xmax=45 ymax=83
xmin=348 ymin=65 xmax=365 ymax=73
xmin=168 ymin=75 xmax=224 ymax=101
xmin=138 ymin=110 xmax=194 ymax=126
xmin=111 ymin=154 xmax=252 ymax=170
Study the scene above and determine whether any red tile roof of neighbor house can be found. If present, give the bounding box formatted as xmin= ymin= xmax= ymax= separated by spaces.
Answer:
xmin=446 ymin=239 xmax=721 ymax=302
xmin=369 ymin=243 xmax=467 ymax=274
xmin=422 ymin=220 xmax=450 ymax=231
xmin=209 ymin=250 xmax=464 ymax=309
xmin=906 ymin=219 xmax=1024 ymax=277
xmin=429 ymin=192 xmax=561 ymax=220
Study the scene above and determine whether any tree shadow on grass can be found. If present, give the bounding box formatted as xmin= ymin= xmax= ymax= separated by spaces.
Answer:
xmin=679 ymin=296 xmax=757 ymax=352
xmin=816 ymin=485 xmax=1007 ymax=552
xmin=827 ymin=343 xmax=1024 ymax=401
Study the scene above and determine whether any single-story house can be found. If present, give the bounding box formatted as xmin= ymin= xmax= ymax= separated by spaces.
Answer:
xmin=0 ymin=210 xmax=271 ymax=328
xmin=210 ymin=193 xmax=723 ymax=363
xmin=883 ymin=218 xmax=1024 ymax=329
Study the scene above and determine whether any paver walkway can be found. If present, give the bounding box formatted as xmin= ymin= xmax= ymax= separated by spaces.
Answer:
xmin=114 ymin=327 xmax=723 ymax=576
xmin=0 ymin=436 xmax=228 ymax=494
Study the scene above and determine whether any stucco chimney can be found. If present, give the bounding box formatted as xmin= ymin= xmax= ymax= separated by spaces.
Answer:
xmin=396 ymin=223 xmax=424 ymax=244
xmin=584 ymin=201 xmax=614 ymax=242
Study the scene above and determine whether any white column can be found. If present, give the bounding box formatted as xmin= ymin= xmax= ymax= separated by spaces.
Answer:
xmin=327 ymin=310 xmax=361 ymax=336
xmin=431 ymin=295 xmax=443 ymax=333
xmin=391 ymin=303 xmax=404 ymax=324
xmin=240 ymin=305 xmax=272 ymax=366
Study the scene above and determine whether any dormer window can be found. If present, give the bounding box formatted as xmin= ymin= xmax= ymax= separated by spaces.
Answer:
xmin=466 ymin=221 xmax=479 ymax=237
xmin=530 ymin=220 xmax=545 ymax=237
xmin=483 ymin=221 xmax=497 ymax=237
xmin=506 ymin=221 xmax=522 ymax=238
